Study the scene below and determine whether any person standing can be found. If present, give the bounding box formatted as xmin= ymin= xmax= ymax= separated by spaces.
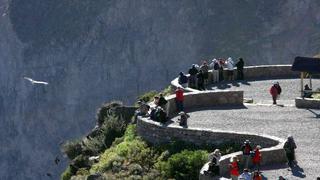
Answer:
xmin=270 ymin=83 xmax=280 ymax=104
xmin=175 ymin=87 xmax=184 ymax=112
xmin=226 ymin=57 xmax=234 ymax=81
xmin=210 ymin=58 xmax=220 ymax=83
xmin=236 ymin=58 xmax=244 ymax=80
xmin=200 ymin=61 xmax=209 ymax=85
xmin=252 ymin=145 xmax=262 ymax=171
xmin=241 ymin=140 xmax=253 ymax=168
xmin=283 ymin=135 xmax=297 ymax=167
xmin=197 ymin=70 xmax=205 ymax=91
xmin=229 ymin=156 xmax=240 ymax=180
xmin=218 ymin=58 xmax=225 ymax=82
xmin=188 ymin=64 xmax=198 ymax=88
xmin=178 ymin=111 xmax=189 ymax=126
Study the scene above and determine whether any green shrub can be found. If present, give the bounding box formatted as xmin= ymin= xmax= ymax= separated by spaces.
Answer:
xmin=137 ymin=91 xmax=158 ymax=104
xmin=61 ymin=166 xmax=73 ymax=180
xmin=62 ymin=139 xmax=83 ymax=160
xmin=157 ymin=150 xmax=208 ymax=180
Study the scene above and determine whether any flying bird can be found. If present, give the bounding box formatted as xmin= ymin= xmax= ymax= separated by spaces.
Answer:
xmin=24 ymin=77 xmax=48 ymax=85
xmin=54 ymin=156 xmax=60 ymax=165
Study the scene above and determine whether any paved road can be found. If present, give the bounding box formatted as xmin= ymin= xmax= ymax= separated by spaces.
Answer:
xmin=171 ymin=79 xmax=320 ymax=179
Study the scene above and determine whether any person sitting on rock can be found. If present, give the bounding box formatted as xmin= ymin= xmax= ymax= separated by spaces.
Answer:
xmin=252 ymin=145 xmax=262 ymax=171
xmin=229 ymin=156 xmax=240 ymax=180
xmin=283 ymin=135 xmax=297 ymax=167
xmin=155 ymin=106 xmax=167 ymax=124
xmin=207 ymin=149 xmax=221 ymax=176
xmin=200 ymin=61 xmax=209 ymax=85
xmin=178 ymin=111 xmax=189 ymax=126
xmin=188 ymin=64 xmax=198 ymax=88
xmin=134 ymin=100 xmax=149 ymax=122
xmin=178 ymin=72 xmax=188 ymax=87
xmin=238 ymin=168 xmax=251 ymax=180
xmin=303 ymin=84 xmax=312 ymax=98
xmin=241 ymin=140 xmax=253 ymax=168
xmin=197 ymin=70 xmax=205 ymax=90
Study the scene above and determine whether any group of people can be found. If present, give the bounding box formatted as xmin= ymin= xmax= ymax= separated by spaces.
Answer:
xmin=178 ymin=57 xmax=245 ymax=90
xmin=205 ymin=136 xmax=297 ymax=180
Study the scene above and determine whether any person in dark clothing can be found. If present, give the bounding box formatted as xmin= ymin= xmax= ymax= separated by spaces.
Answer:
xmin=218 ymin=58 xmax=225 ymax=81
xmin=303 ymin=84 xmax=312 ymax=98
xmin=178 ymin=72 xmax=188 ymax=87
xmin=283 ymin=135 xmax=297 ymax=167
xmin=275 ymin=82 xmax=282 ymax=95
xmin=235 ymin=58 xmax=244 ymax=80
xmin=188 ymin=64 xmax=199 ymax=88
xmin=197 ymin=70 xmax=205 ymax=90
xmin=178 ymin=111 xmax=189 ymax=126
xmin=158 ymin=93 xmax=168 ymax=107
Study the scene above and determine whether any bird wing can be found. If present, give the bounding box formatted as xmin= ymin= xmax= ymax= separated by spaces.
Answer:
xmin=23 ymin=77 xmax=33 ymax=82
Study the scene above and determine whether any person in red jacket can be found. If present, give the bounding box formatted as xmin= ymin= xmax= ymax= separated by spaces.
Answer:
xmin=229 ymin=156 xmax=240 ymax=180
xmin=252 ymin=170 xmax=263 ymax=180
xmin=175 ymin=87 xmax=184 ymax=112
xmin=270 ymin=82 xmax=279 ymax=104
xmin=252 ymin=145 xmax=262 ymax=171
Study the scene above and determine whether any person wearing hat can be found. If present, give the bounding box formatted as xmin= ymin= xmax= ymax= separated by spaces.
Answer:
xmin=207 ymin=149 xmax=221 ymax=176
xmin=229 ymin=156 xmax=240 ymax=180
xmin=178 ymin=111 xmax=189 ymax=126
xmin=241 ymin=140 xmax=253 ymax=168
xmin=283 ymin=135 xmax=297 ymax=167
xmin=252 ymin=145 xmax=262 ymax=171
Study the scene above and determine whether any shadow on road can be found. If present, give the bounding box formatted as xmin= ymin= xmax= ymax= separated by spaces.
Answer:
xmin=307 ymin=109 xmax=320 ymax=118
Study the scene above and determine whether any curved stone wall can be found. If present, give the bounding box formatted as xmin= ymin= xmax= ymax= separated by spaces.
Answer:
xmin=295 ymin=97 xmax=320 ymax=109
xmin=171 ymin=65 xmax=299 ymax=91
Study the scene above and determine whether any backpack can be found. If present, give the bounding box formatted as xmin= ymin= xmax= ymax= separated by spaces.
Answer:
xmin=214 ymin=62 xmax=219 ymax=70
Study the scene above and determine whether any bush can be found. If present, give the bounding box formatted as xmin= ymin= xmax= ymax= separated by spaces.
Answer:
xmin=157 ymin=150 xmax=208 ymax=180
xmin=136 ymin=91 xmax=158 ymax=104
xmin=62 ymin=139 xmax=83 ymax=160
xmin=61 ymin=166 xmax=73 ymax=180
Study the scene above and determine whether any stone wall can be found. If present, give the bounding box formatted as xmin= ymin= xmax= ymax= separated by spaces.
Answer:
xmin=295 ymin=97 xmax=320 ymax=109
xmin=161 ymin=91 xmax=243 ymax=117
xmin=171 ymin=65 xmax=299 ymax=91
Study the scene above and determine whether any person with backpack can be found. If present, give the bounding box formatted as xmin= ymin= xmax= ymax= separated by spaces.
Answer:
xmin=210 ymin=58 xmax=220 ymax=83
xmin=283 ymin=135 xmax=297 ymax=167
xmin=270 ymin=82 xmax=280 ymax=104
xmin=241 ymin=140 xmax=253 ymax=168
xmin=178 ymin=72 xmax=188 ymax=87
xmin=188 ymin=64 xmax=198 ymax=88
xmin=252 ymin=145 xmax=262 ymax=171
xmin=229 ymin=156 xmax=240 ymax=180
xmin=236 ymin=58 xmax=244 ymax=80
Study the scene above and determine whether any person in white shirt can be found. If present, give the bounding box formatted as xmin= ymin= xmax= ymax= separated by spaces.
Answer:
xmin=210 ymin=58 xmax=220 ymax=83
xmin=226 ymin=57 xmax=234 ymax=81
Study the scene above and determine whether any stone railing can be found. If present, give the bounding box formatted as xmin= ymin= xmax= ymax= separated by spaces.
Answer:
xmin=137 ymin=118 xmax=286 ymax=179
xmin=295 ymin=97 xmax=320 ymax=109
xmin=160 ymin=91 xmax=243 ymax=117
xmin=171 ymin=64 xmax=299 ymax=92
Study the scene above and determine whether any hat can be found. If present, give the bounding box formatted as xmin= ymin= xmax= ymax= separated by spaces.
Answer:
xmin=256 ymin=145 xmax=261 ymax=149
xmin=179 ymin=111 xmax=185 ymax=115
xmin=244 ymin=139 xmax=250 ymax=144
xmin=213 ymin=149 xmax=220 ymax=155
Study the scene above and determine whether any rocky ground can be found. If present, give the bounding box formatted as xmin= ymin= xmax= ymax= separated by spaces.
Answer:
xmin=172 ymin=78 xmax=320 ymax=179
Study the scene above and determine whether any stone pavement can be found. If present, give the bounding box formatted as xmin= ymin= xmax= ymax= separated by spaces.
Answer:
xmin=171 ymin=78 xmax=320 ymax=179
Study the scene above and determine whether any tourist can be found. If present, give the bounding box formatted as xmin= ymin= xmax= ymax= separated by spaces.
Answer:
xmin=155 ymin=106 xmax=167 ymax=124
xmin=158 ymin=93 xmax=168 ymax=108
xmin=178 ymin=72 xmax=188 ymax=87
xmin=153 ymin=96 xmax=160 ymax=106
xmin=175 ymin=87 xmax=184 ymax=112
xmin=208 ymin=149 xmax=221 ymax=176
xmin=275 ymin=82 xmax=282 ymax=96
xmin=178 ymin=111 xmax=189 ymax=126
xmin=200 ymin=61 xmax=209 ymax=85
xmin=241 ymin=140 xmax=253 ymax=168
xmin=252 ymin=145 xmax=262 ymax=171
xmin=229 ymin=156 xmax=240 ymax=180
xmin=236 ymin=57 xmax=244 ymax=80
xmin=218 ymin=58 xmax=225 ymax=81
xmin=270 ymin=82 xmax=279 ymax=104
xmin=252 ymin=171 xmax=262 ymax=180
xmin=197 ymin=70 xmax=205 ymax=90
xmin=238 ymin=168 xmax=251 ymax=180
xmin=188 ymin=64 xmax=199 ymax=88
xmin=134 ymin=100 xmax=149 ymax=122
xmin=303 ymin=84 xmax=312 ymax=98
xmin=226 ymin=57 xmax=234 ymax=81
xmin=210 ymin=58 xmax=220 ymax=83
xmin=283 ymin=135 xmax=297 ymax=167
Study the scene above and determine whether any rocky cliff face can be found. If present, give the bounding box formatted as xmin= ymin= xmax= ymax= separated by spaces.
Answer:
xmin=0 ymin=0 xmax=320 ymax=179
